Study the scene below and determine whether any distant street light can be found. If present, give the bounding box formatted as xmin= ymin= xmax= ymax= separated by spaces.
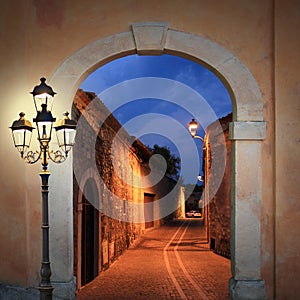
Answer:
xmin=10 ymin=78 xmax=77 ymax=300
xmin=197 ymin=174 xmax=204 ymax=182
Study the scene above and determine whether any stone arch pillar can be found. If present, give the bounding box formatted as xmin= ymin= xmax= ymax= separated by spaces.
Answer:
xmin=49 ymin=22 xmax=266 ymax=299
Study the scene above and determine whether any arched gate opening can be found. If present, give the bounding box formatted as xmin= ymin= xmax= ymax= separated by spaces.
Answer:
xmin=49 ymin=22 xmax=267 ymax=299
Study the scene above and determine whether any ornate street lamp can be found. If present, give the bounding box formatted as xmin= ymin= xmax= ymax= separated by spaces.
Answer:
xmin=10 ymin=78 xmax=77 ymax=300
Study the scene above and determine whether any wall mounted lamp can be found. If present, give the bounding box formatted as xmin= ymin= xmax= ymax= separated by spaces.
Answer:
xmin=188 ymin=118 xmax=204 ymax=141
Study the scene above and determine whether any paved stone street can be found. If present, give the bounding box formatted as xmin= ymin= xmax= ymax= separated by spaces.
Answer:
xmin=76 ymin=219 xmax=231 ymax=300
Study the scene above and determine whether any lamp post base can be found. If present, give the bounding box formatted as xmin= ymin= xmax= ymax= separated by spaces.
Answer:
xmin=39 ymin=286 xmax=53 ymax=300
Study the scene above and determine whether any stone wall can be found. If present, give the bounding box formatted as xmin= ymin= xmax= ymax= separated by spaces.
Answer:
xmin=72 ymin=89 xmax=180 ymax=289
xmin=204 ymin=113 xmax=232 ymax=258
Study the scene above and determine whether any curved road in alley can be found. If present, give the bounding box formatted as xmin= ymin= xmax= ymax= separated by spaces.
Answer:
xmin=76 ymin=219 xmax=231 ymax=300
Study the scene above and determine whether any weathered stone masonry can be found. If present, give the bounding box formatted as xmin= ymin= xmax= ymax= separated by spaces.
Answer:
xmin=204 ymin=113 xmax=232 ymax=258
xmin=72 ymin=89 xmax=180 ymax=289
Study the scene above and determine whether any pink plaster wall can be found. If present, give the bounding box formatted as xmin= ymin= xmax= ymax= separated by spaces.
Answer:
xmin=274 ymin=0 xmax=300 ymax=298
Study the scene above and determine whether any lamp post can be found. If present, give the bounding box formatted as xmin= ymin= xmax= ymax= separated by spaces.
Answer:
xmin=188 ymin=118 xmax=210 ymax=241
xmin=188 ymin=118 xmax=205 ymax=182
xmin=9 ymin=78 xmax=77 ymax=300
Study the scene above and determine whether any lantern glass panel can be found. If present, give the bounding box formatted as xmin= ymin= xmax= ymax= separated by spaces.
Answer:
xmin=34 ymin=93 xmax=54 ymax=113
xmin=189 ymin=125 xmax=198 ymax=137
xmin=188 ymin=119 xmax=199 ymax=137
xmin=36 ymin=121 xmax=53 ymax=142
xmin=56 ymin=128 xmax=76 ymax=154
xmin=12 ymin=129 xmax=32 ymax=155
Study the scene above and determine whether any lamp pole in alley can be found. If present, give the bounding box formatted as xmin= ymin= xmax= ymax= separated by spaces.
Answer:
xmin=9 ymin=78 xmax=77 ymax=300
xmin=188 ymin=118 xmax=210 ymax=241
xmin=188 ymin=118 xmax=206 ymax=182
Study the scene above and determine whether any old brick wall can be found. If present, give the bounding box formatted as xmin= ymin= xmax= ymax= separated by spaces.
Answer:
xmin=204 ymin=114 xmax=232 ymax=258
xmin=72 ymin=89 xmax=179 ymax=288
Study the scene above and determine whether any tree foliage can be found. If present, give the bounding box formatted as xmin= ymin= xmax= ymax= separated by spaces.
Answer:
xmin=183 ymin=183 xmax=203 ymax=198
xmin=148 ymin=144 xmax=181 ymax=180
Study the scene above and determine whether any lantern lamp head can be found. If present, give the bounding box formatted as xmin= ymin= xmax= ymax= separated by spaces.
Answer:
xmin=188 ymin=118 xmax=199 ymax=138
xmin=33 ymin=103 xmax=56 ymax=145
xmin=31 ymin=77 xmax=56 ymax=113
xmin=10 ymin=112 xmax=34 ymax=158
xmin=54 ymin=112 xmax=77 ymax=156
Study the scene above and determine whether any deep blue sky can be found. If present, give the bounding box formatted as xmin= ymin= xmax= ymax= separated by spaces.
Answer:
xmin=80 ymin=54 xmax=232 ymax=184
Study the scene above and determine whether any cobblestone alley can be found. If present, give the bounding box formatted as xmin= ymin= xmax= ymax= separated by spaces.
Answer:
xmin=76 ymin=219 xmax=231 ymax=300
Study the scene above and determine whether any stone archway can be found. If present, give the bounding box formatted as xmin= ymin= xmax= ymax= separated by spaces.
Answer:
xmin=49 ymin=22 xmax=266 ymax=299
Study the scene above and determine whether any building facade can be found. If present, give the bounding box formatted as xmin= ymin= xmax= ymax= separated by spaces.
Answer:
xmin=0 ymin=1 xmax=299 ymax=299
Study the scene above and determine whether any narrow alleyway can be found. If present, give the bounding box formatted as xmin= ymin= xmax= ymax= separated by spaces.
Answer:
xmin=76 ymin=219 xmax=231 ymax=300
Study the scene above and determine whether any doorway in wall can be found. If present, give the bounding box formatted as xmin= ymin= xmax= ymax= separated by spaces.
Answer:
xmin=81 ymin=180 xmax=99 ymax=286
xmin=144 ymin=193 xmax=155 ymax=229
